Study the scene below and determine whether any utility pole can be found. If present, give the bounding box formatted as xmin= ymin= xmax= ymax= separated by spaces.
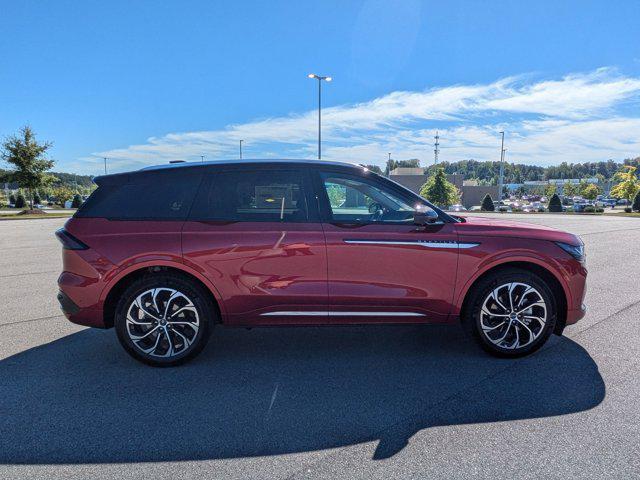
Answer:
xmin=498 ymin=131 xmax=505 ymax=202
xmin=239 ymin=140 xmax=243 ymax=160
xmin=434 ymin=131 xmax=440 ymax=165
xmin=103 ymin=157 xmax=107 ymax=175
xmin=387 ymin=152 xmax=392 ymax=177
xmin=200 ymin=155 xmax=204 ymax=163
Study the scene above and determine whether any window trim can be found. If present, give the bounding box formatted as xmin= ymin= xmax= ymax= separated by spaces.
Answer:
xmin=74 ymin=173 xmax=205 ymax=222
xmin=187 ymin=166 xmax=320 ymax=224
xmin=311 ymin=167 xmax=453 ymax=225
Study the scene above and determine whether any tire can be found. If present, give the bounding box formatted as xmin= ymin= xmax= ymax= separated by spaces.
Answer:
xmin=463 ymin=268 xmax=556 ymax=358
xmin=114 ymin=273 xmax=216 ymax=367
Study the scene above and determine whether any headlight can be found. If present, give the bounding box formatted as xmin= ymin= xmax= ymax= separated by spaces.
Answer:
xmin=555 ymin=241 xmax=585 ymax=264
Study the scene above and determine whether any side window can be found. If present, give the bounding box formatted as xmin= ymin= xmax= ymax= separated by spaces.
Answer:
xmin=190 ymin=169 xmax=309 ymax=222
xmin=75 ymin=173 xmax=201 ymax=220
xmin=320 ymin=172 xmax=417 ymax=223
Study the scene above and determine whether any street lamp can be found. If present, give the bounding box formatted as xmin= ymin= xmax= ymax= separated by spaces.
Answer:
xmin=239 ymin=139 xmax=243 ymax=160
xmin=498 ymin=131 xmax=506 ymax=201
xmin=308 ymin=73 xmax=332 ymax=159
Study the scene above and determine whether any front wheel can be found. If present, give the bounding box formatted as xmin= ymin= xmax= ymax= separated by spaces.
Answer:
xmin=464 ymin=268 xmax=557 ymax=358
xmin=114 ymin=273 xmax=215 ymax=367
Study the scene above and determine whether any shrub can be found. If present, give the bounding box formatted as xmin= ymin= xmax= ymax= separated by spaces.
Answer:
xmin=548 ymin=193 xmax=562 ymax=212
xmin=71 ymin=194 xmax=83 ymax=209
xmin=633 ymin=192 xmax=640 ymax=212
xmin=15 ymin=193 xmax=26 ymax=209
xmin=481 ymin=194 xmax=495 ymax=211
xmin=584 ymin=205 xmax=595 ymax=213
xmin=624 ymin=207 xmax=632 ymax=213
xmin=595 ymin=207 xmax=604 ymax=213
xmin=9 ymin=194 xmax=16 ymax=205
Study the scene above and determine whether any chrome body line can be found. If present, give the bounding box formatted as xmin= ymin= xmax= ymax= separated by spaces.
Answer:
xmin=343 ymin=239 xmax=479 ymax=249
xmin=260 ymin=311 xmax=427 ymax=317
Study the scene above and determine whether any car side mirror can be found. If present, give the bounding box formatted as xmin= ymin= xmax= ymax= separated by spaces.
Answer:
xmin=413 ymin=206 xmax=441 ymax=225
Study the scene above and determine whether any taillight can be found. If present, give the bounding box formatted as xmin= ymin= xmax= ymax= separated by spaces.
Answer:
xmin=55 ymin=228 xmax=89 ymax=250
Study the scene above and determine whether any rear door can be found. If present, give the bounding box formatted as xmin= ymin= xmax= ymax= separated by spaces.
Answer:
xmin=313 ymin=167 xmax=460 ymax=323
xmin=181 ymin=165 xmax=328 ymax=325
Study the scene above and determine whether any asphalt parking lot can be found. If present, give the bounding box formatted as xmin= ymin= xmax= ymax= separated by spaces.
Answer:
xmin=1 ymin=214 xmax=639 ymax=479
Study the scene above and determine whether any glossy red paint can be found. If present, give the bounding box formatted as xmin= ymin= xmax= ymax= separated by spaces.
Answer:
xmin=56 ymin=162 xmax=587 ymax=333
xmin=182 ymin=220 xmax=327 ymax=325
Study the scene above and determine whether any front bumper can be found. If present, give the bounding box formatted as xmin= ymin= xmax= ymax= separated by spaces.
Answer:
xmin=567 ymin=303 xmax=587 ymax=325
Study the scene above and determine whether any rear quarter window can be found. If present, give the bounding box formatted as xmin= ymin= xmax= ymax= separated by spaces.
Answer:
xmin=75 ymin=172 xmax=202 ymax=220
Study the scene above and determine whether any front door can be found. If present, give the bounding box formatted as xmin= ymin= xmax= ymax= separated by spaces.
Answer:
xmin=182 ymin=166 xmax=327 ymax=325
xmin=315 ymin=168 xmax=460 ymax=324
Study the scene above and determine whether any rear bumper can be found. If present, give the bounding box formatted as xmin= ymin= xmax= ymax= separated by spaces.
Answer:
xmin=57 ymin=289 xmax=107 ymax=328
xmin=57 ymin=290 xmax=80 ymax=317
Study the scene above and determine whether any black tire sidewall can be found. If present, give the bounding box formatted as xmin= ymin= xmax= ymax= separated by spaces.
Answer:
xmin=466 ymin=269 xmax=557 ymax=358
xmin=114 ymin=274 xmax=214 ymax=367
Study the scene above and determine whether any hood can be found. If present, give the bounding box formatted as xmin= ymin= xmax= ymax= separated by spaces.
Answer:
xmin=455 ymin=215 xmax=581 ymax=245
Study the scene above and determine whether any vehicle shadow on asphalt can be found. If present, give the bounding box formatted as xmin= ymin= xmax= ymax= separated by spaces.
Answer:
xmin=0 ymin=325 xmax=604 ymax=464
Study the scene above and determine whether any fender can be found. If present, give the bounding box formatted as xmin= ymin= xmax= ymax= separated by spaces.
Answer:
xmin=452 ymin=250 xmax=572 ymax=316
xmin=98 ymin=258 xmax=227 ymax=318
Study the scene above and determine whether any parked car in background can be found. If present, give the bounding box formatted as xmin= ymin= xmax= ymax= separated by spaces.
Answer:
xmin=447 ymin=204 xmax=467 ymax=212
xmin=56 ymin=159 xmax=587 ymax=366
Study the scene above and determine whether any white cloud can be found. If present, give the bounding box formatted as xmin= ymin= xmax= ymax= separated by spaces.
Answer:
xmin=77 ymin=67 xmax=640 ymax=173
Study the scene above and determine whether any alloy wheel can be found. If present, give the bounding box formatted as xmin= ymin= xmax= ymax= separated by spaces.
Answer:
xmin=125 ymin=288 xmax=200 ymax=358
xmin=479 ymin=282 xmax=547 ymax=350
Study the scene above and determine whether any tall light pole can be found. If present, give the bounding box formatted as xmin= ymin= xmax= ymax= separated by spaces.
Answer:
xmin=239 ymin=139 xmax=243 ymax=160
xmin=387 ymin=152 xmax=392 ymax=177
xmin=103 ymin=157 xmax=107 ymax=175
xmin=498 ymin=131 xmax=505 ymax=202
xmin=308 ymin=73 xmax=332 ymax=159
xmin=200 ymin=155 xmax=204 ymax=163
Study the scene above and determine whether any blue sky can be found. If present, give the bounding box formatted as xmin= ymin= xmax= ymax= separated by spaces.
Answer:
xmin=1 ymin=0 xmax=639 ymax=174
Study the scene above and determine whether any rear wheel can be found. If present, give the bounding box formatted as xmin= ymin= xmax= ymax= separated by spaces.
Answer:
xmin=464 ymin=268 xmax=556 ymax=358
xmin=114 ymin=273 xmax=215 ymax=366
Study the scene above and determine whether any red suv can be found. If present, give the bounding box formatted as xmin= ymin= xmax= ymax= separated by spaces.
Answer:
xmin=57 ymin=160 xmax=587 ymax=366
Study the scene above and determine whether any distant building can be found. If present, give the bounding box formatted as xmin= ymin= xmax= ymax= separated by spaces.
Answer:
xmin=389 ymin=169 xmax=499 ymax=208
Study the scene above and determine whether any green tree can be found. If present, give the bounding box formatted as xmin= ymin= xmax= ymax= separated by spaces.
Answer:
xmin=631 ymin=190 xmax=640 ymax=212
xmin=632 ymin=191 xmax=640 ymax=212
xmin=544 ymin=184 xmax=557 ymax=197
xmin=52 ymin=186 xmax=74 ymax=207
xmin=581 ymin=183 xmax=600 ymax=200
xmin=33 ymin=192 xmax=42 ymax=205
xmin=562 ymin=182 xmax=577 ymax=197
xmin=0 ymin=191 xmax=7 ymax=209
xmin=1 ymin=126 xmax=55 ymax=210
xmin=481 ymin=193 xmax=495 ymax=211
xmin=419 ymin=168 xmax=460 ymax=207
xmin=548 ymin=193 xmax=562 ymax=212
xmin=9 ymin=193 xmax=16 ymax=205
xmin=71 ymin=194 xmax=83 ymax=208
xmin=610 ymin=166 xmax=640 ymax=202
xmin=15 ymin=193 xmax=26 ymax=209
